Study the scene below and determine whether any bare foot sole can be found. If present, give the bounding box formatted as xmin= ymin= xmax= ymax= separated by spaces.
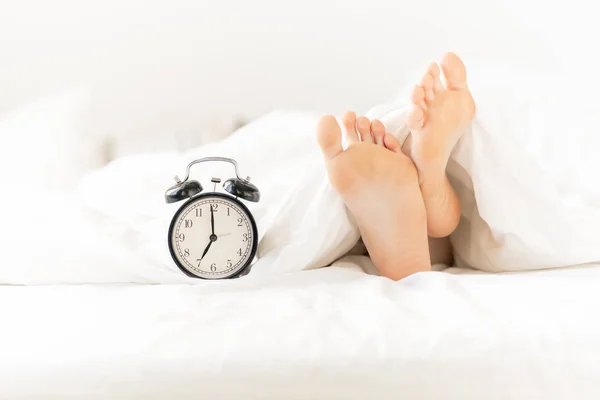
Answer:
xmin=404 ymin=52 xmax=477 ymax=237
xmin=317 ymin=112 xmax=431 ymax=280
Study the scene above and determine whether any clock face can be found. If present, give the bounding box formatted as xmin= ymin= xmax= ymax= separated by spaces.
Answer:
xmin=168 ymin=194 xmax=257 ymax=279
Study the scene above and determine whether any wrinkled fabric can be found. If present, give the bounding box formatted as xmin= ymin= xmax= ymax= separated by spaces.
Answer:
xmin=3 ymin=67 xmax=600 ymax=284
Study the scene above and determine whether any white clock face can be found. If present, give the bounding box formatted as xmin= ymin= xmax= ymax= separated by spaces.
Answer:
xmin=169 ymin=195 xmax=256 ymax=279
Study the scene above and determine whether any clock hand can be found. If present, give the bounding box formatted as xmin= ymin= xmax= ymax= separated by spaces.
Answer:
xmin=201 ymin=207 xmax=218 ymax=262
xmin=210 ymin=204 xmax=215 ymax=235
xmin=200 ymin=240 xmax=213 ymax=261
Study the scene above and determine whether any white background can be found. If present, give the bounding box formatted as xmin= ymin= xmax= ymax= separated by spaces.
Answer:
xmin=0 ymin=0 xmax=598 ymax=158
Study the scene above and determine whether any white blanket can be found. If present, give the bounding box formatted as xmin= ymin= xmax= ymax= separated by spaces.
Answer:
xmin=2 ymin=67 xmax=600 ymax=284
xmin=3 ymin=263 xmax=600 ymax=399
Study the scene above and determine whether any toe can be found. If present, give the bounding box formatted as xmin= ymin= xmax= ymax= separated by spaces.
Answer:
xmin=370 ymin=119 xmax=385 ymax=145
xmin=427 ymin=62 xmax=444 ymax=94
xmin=410 ymin=85 xmax=425 ymax=106
xmin=420 ymin=72 xmax=435 ymax=104
xmin=341 ymin=111 xmax=359 ymax=144
xmin=383 ymin=133 xmax=403 ymax=153
xmin=407 ymin=106 xmax=424 ymax=131
xmin=356 ymin=116 xmax=373 ymax=143
xmin=316 ymin=115 xmax=343 ymax=160
xmin=410 ymin=84 xmax=427 ymax=111
xmin=440 ymin=52 xmax=467 ymax=90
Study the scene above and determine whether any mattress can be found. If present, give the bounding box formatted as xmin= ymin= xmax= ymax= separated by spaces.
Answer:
xmin=2 ymin=259 xmax=600 ymax=399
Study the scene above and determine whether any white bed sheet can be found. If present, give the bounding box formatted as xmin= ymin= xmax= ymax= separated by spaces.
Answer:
xmin=2 ymin=260 xmax=600 ymax=399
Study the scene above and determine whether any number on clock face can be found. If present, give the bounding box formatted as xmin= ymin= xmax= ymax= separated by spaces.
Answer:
xmin=170 ymin=195 xmax=255 ymax=279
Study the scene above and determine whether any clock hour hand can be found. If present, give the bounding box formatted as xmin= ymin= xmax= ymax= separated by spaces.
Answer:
xmin=200 ymin=240 xmax=213 ymax=261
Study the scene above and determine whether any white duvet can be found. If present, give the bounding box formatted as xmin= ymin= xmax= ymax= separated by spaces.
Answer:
xmin=2 ymin=66 xmax=600 ymax=284
xmin=2 ymin=65 xmax=600 ymax=399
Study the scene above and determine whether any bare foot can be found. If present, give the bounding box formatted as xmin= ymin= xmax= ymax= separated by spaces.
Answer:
xmin=317 ymin=112 xmax=430 ymax=280
xmin=403 ymin=52 xmax=476 ymax=237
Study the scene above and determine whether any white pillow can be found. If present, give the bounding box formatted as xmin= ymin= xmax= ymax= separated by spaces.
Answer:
xmin=0 ymin=87 xmax=103 ymax=192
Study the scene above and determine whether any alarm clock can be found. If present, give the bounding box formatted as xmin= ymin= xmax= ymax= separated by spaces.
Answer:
xmin=164 ymin=157 xmax=260 ymax=279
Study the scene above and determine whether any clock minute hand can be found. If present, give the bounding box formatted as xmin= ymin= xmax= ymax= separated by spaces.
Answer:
xmin=210 ymin=205 xmax=215 ymax=235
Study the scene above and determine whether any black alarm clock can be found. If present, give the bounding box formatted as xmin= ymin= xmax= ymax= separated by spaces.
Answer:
xmin=165 ymin=157 xmax=260 ymax=279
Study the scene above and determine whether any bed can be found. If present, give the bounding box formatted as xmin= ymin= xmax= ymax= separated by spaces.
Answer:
xmin=2 ymin=78 xmax=600 ymax=398
xmin=2 ymin=3 xmax=600 ymax=397
xmin=3 ymin=262 xmax=600 ymax=399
